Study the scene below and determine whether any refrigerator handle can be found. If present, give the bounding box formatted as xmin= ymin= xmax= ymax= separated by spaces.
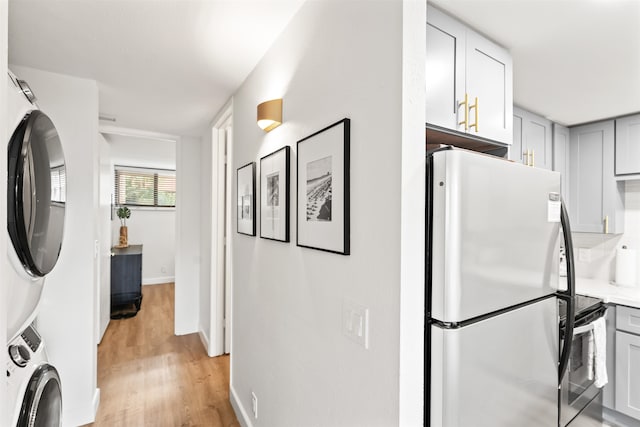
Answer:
xmin=558 ymin=199 xmax=575 ymax=383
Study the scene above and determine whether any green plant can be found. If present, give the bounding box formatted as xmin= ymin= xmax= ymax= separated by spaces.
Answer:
xmin=117 ymin=206 xmax=131 ymax=227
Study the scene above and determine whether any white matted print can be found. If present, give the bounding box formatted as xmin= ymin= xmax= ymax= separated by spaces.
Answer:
xmin=260 ymin=146 xmax=290 ymax=242
xmin=296 ymin=118 xmax=350 ymax=255
xmin=237 ymin=162 xmax=256 ymax=236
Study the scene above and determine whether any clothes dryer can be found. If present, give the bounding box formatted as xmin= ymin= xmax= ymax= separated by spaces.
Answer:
xmin=7 ymin=324 xmax=62 ymax=427
xmin=6 ymin=71 xmax=66 ymax=342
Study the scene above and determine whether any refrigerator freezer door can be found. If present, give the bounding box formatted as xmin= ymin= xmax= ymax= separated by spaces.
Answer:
xmin=430 ymin=297 xmax=558 ymax=427
xmin=429 ymin=149 xmax=561 ymax=322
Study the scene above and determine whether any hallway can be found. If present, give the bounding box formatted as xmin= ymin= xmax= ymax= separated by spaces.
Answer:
xmin=87 ymin=283 xmax=239 ymax=426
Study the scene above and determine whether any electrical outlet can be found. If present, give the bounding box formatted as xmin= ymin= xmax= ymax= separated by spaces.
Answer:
xmin=578 ymin=247 xmax=591 ymax=263
xmin=251 ymin=391 xmax=258 ymax=419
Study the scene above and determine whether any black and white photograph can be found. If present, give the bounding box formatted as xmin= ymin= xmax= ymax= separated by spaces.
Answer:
xmin=237 ymin=162 xmax=256 ymax=236
xmin=306 ymin=156 xmax=332 ymax=222
xmin=267 ymin=172 xmax=280 ymax=207
xmin=260 ymin=146 xmax=290 ymax=242
xmin=296 ymin=118 xmax=350 ymax=255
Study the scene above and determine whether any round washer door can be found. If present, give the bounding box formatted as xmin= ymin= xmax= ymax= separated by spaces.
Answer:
xmin=8 ymin=110 xmax=66 ymax=277
xmin=18 ymin=364 xmax=62 ymax=427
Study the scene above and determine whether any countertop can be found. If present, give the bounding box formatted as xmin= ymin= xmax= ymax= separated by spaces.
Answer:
xmin=573 ymin=276 xmax=640 ymax=309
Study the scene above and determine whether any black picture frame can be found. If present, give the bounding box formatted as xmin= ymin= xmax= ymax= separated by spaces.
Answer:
xmin=296 ymin=118 xmax=350 ymax=255
xmin=237 ymin=162 xmax=256 ymax=236
xmin=260 ymin=146 xmax=290 ymax=242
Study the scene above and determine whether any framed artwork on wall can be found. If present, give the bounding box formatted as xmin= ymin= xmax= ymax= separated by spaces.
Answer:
xmin=237 ymin=162 xmax=256 ymax=236
xmin=260 ymin=146 xmax=290 ymax=242
xmin=296 ymin=118 xmax=350 ymax=255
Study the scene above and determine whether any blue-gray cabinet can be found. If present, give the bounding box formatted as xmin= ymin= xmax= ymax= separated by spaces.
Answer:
xmin=569 ymin=120 xmax=624 ymax=234
xmin=110 ymin=244 xmax=143 ymax=318
xmin=615 ymin=306 xmax=640 ymax=421
xmin=553 ymin=123 xmax=571 ymax=202
xmin=426 ymin=4 xmax=513 ymax=144
xmin=615 ymin=113 xmax=640 ymax=176
xmin=510 ymin=107 xmax=553 ymax=170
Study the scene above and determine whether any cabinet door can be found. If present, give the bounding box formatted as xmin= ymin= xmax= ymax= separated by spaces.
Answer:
xmin=554 ymin=124 xmax=570 ymax=202
xmin=615 ymin=330 xmax=640 ymax=420
xmin=569 ymin=120 xmax=622 ymax=233
xmin=524 ymin=112 xmax=552 ymax=170
xmin=616 ymin=114 xmax=640 ymax=175
xmin=510 ymin=107 xmax=525 ymax=164
xmin=426 ymin=5 xmax=466 ymax=132
xmin=465 ymin=29 xmax=513 ymax=145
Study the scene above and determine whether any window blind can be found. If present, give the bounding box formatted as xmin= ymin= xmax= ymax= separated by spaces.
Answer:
xmin=115 ymin=166 xmax=176 ymax=207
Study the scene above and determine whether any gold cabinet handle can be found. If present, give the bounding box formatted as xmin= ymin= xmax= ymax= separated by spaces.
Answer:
xmin=469 ymin=96 xmax=479 ymax=132
xmin=531 ymin=149 xmax=535 ymax=168
xmin=458 ymin=93 xmax=469 ymax=131
xmin=524 ymin=150 xmax=529 ymax=166
xmin=604 ymin=215 xmax=609 ymax=234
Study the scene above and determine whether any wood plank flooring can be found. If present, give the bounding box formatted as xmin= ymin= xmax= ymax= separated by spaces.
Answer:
xmin=85 ymin=283 xmax=240 ymax=427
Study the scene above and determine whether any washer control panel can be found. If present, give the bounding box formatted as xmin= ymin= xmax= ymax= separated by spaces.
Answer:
xmin=21 ymin=325 xmax=41 ymax=353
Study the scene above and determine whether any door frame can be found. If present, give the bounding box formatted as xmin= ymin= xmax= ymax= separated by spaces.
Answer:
xmin=209 ymin=102 xmax=233 ymax=356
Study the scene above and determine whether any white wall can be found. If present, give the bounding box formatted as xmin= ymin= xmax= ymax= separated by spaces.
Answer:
xmin=107 ymin=134 xmax=176 ymax=284
xmin=175 ymin=136 xmax=202 ymax=334
xmin=229 ymin=1 xmax=425 ymax=426
xmin=573 ymin=181 xmax=640 ymax=283
xmin=11 ymin=65 xmax=100 ymax=426
xmin=1 ymin=3 xmax=8 ymax=424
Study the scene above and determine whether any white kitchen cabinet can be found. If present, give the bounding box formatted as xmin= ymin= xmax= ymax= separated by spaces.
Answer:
xmin=615 ymin=113 xmax=640 ymax=176
xmin=616 ymin=329 xmax=640 ymax=420
xmin=426 ymin=4 xmax=512 ymax=145
xmin=509 ymin=107 xmax=553 ymax=170
xmin=569 ymin=120 xmax=624 ymax=234
xmin=553 ymin=123 xmax=571 ymax=202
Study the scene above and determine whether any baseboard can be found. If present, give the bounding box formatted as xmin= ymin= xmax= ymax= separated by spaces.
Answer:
xmin=92 ymin=388 xmax=101 ymax=419
xmin=142 ymin=276 xmax=175 ymax=285
xmin=230 ymin=384 xmax=253 ymax=427
xmin=198 ymin=330 xmax=210 ymax=355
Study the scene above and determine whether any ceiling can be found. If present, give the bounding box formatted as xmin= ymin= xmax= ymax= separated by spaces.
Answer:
xmin=8 ymin=1 xmax=640 ymax=136
xmin=8 ymin=0 xmax=305 ymax=137
xmin=430 ymin=0 xmax=640 ymax=126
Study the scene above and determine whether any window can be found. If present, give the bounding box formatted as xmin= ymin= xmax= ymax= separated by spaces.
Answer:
xmin=115 ymin=166 xmax=176 ymax=207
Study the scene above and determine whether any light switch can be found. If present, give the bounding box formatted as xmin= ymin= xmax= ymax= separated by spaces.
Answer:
xmin=342 ymin=300 xmax=369 ymax=349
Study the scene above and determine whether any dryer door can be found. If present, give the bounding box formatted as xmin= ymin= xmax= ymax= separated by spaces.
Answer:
xmin=8 ymin=110 xmax=66 ymax=277
xmin=18 ymin=364 xmax=62 ymax=427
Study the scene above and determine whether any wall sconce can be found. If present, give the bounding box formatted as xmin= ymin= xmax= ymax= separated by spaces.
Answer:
xmin=257 ymin=98 xmax=283 ymax=132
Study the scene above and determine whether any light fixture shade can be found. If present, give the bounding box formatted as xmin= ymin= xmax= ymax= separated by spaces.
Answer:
xmin=257 ymin=98 xmax=283 ymax=132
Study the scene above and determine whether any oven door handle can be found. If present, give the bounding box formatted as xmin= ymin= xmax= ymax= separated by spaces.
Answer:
xmin=558 ymin=199 xmax=575 ymax=384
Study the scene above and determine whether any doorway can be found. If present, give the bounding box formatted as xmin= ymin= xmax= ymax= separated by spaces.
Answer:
xmin=210 ymin=104 xmax=233 ymax=356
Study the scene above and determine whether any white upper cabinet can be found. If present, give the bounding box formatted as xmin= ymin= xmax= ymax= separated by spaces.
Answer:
xmin=426 ymin=4 xmax=513 ymax=145
xmin=615 ymin=113 xmax=640 ymax=176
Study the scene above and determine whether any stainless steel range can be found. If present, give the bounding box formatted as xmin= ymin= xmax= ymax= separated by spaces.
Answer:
xmin=559 ymin=294 xmax=608 ymax=426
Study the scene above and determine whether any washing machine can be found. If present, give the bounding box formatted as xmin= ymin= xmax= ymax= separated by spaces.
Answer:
xmin=6 ymin=70 xmax=66 ymax=343
xmin=6 ymin=324 xmax=62 ymax=426
xmin=6 ymin=70 xmax=66 ymax=427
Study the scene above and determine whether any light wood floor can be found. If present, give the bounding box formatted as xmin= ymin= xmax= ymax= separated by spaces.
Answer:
xmin=86 ymin=283 xmax=240 ymax=427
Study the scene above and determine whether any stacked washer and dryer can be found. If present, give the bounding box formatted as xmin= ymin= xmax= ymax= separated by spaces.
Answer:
xmin=6 ymin=70 xmax=65 ymax=427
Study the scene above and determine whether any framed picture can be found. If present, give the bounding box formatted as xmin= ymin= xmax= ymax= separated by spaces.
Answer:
xmin=260 ymin=146 xmax=290 ymax=242
xmin=296 ymin=118 xmax=350 ymax=255
xmin=237 ymin=162 xmax=256 ymax=236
